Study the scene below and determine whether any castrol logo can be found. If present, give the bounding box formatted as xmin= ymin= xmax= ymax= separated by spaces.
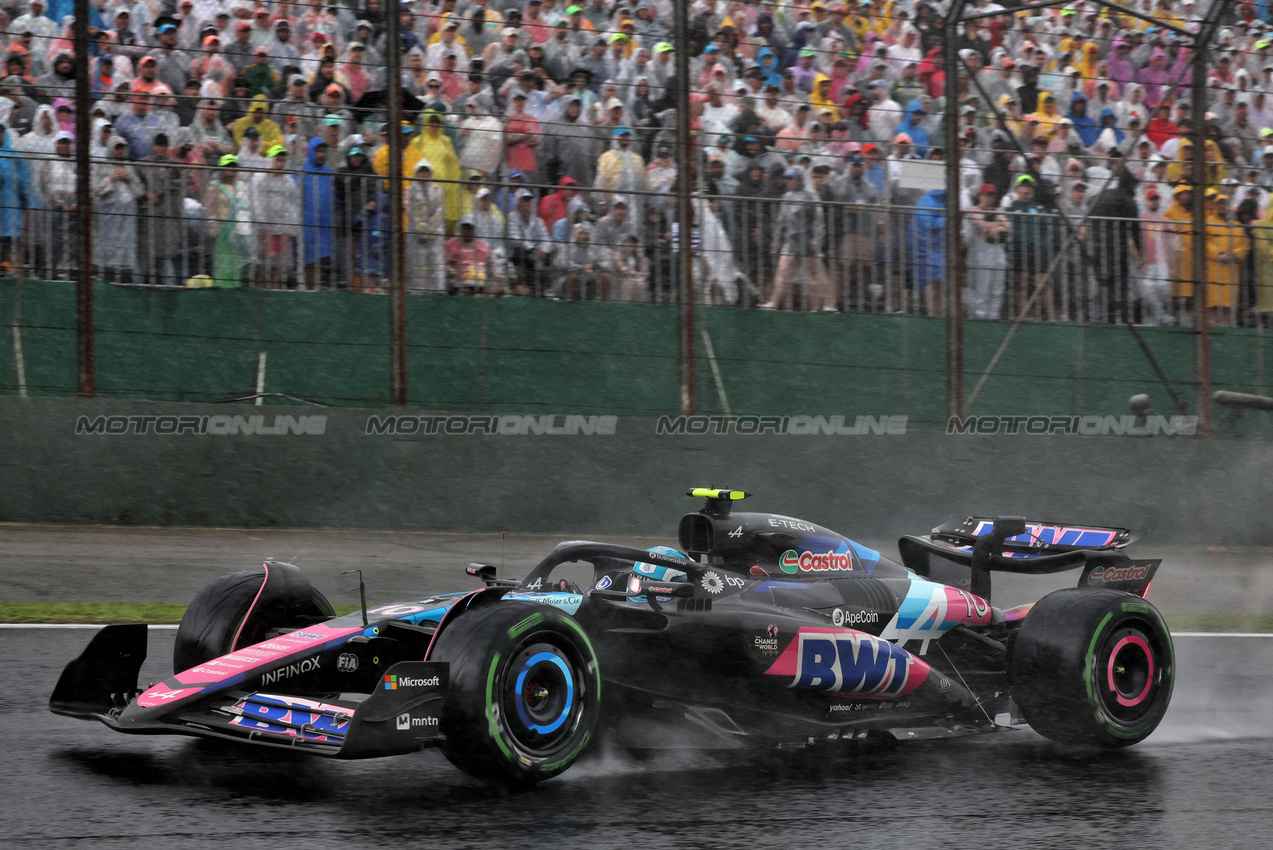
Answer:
xmin=1088 ymin=564 xmax=1152 ymax=585
xmin=780 ymin=549 xmax=853 ymax=574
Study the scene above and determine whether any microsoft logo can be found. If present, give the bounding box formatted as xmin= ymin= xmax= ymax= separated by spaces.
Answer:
xmin=384 ymin=675 xmax=398 ymax=690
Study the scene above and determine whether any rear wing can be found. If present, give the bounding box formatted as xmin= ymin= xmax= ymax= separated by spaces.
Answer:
xmin=898 ymin=516 xmax=1158 ymax=601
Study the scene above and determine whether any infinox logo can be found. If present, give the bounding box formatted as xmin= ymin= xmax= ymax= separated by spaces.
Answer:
xmin=1089 ymin=564 xmax=1152 ymax=585
xmin=780 ymin=549 xmax=853 ymax=574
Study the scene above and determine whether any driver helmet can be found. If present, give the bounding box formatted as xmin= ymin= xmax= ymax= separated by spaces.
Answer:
xmin=632 ymin=545 xmax=689 ymax=583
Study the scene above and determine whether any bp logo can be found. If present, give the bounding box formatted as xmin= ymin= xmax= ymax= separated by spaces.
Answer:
xmin=701 ymin=570 xmax=725 ymax=594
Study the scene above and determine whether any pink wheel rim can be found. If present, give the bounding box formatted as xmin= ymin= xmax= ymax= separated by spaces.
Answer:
xmin=1107 ymin=635 xmax=1154 ymax=707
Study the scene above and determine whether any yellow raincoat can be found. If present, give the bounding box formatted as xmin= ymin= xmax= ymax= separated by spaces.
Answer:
xmin=229 ymin=96 xmax=284 ymax=147
xmin=809 ymin=73 xmax=841 ymax=123
xmin=410 ymin=116 xmax=462 ymax=232
xmin=1204 ymin=211 xmax=1247 ymax=309
xmin=1162 ymin=195 xmax=1195 ymax=298
xmin=1254 ymin=205 xmax=1273 ymax=314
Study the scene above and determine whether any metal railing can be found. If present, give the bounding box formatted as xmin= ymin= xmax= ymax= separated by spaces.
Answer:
xmin=4 ymin=151 xmax=1265 ymax=328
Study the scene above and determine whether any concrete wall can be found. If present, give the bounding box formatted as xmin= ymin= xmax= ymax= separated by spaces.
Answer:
xmin=2 ymin=396 xmax=1268 ymax=548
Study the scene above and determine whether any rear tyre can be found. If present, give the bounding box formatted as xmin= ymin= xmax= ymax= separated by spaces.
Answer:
xmin=431 ymin=603 xmax=600 ymax=784
xmin=1009 ymin=588 xmax=1173 ymax=747
xmin=173 ymin=563 xmax=334 ymax=673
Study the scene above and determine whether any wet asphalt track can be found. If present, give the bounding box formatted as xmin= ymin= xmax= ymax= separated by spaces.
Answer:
xmin=6 ymin=628 xmax=1273 ymax=850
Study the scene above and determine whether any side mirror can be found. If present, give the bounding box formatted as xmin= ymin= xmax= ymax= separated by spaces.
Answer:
xmin=992 ymin=516 xmax=1026 ymax=539
xmin=466 ymin=563 xmax=499 ymax=585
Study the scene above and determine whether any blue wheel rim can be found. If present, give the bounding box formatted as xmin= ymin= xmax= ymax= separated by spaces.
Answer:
xmin=513 ymin=650 xmax=575 ymax=735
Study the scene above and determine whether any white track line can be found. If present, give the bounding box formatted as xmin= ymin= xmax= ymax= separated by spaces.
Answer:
xmin=1173 ymin=632 xmax=1273 ymax=638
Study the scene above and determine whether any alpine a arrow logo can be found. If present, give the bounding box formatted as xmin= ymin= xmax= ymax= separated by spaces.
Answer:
xmin=780 ymin=549 xmax=853 ymax=574
xmin=728 ymin=525 xmax=743 ymax=538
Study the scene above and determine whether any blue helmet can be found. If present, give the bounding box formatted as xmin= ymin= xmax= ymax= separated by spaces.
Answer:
xmin=632 ymin=545 xmax=689 ymax=582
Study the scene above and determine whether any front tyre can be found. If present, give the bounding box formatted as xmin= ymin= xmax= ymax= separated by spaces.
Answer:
xmin=431 ymin=603 xmax=600 ymax=784
xmin=174 ymin=563 xmax=334 ymax=673
xmin=1009 ymin=588 xmax=1174 ymax=747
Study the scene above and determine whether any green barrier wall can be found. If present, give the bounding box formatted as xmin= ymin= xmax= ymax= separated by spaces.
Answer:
xmin=3 ymin=280 xmax=1270 ymax=428
xmin=1 ymin=397 xmax=1270 ymax=546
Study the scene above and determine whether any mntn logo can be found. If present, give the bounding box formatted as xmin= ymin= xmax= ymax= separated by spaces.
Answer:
xmin=793 ymin=633 xmax=921 ymax=697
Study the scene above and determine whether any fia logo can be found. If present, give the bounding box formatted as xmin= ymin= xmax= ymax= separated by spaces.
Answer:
xmin=727 ymin=526 xmax=743 ymax=539
xmin=337 ymin=653 xmax=359 ymax=673
xmin=396 ymin=713 xmax=410 ymax=731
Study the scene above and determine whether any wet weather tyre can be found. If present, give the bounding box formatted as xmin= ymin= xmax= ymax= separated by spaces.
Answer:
xmin=173 ymin=563 xmax=334 ymax=673
xmin=1009 ymin=588 xmax=1173 ymax=747
xmin=431 ymin=603 xmax=600 ymax=784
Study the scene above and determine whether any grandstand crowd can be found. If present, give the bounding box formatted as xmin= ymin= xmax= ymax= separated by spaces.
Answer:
xmin=0 ymin=0 xmax=1271 ymax=324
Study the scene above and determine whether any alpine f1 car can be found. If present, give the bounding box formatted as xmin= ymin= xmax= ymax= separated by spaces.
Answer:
xmin=51 ymin=489 xmax=1174 ymax=784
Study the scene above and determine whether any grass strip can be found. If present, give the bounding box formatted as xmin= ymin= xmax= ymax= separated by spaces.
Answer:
xmin=1164 ymin=613 xmax=1273 ymax=633
xmin=0 ymin=602 xmax=360 ymax=624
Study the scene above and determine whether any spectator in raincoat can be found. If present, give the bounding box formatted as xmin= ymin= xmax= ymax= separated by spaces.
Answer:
xmin=761 ymin=168 xmax=832 ymax=311
xmin=1204 ymin=189 xmax=1248 ymax=327
xmin=1254 ymin=200 xmax=1273 ymax=324
xmin=410 ymin=110 xmax=462 ymax=235
xmin=302 ymin=137 xmax=336 ymax=289
xmin=230 ymin=95 xmax=284 ymax=148
xmin=1162 ymin=182 xmax=1196 ymax=321
xmin=1066 ymin=93 xmax=1099 ymax=149
xmin=595 ymin=126 xmax=647 ymax=215
xmin=892 ymin=100 xmax=930 ymax=158
xmin=908 ymin=187 xmax=946 ymax=317
xmin=206 ymin=155 xmax=251 ymax=288
xmin=248 ymin=144 xmax=301 ymax=290
xmin=92 ymin=135 xmax=139 ymax=282
xmin=0 ymin=123 xmax=38 ymax=273
xmin=964 ymin=183 xmax=1009 ymax=320
xmin=407 ymin=158 xmax=446 ymax=292
xmin=137 ymin=133 xmax=188 ymax=287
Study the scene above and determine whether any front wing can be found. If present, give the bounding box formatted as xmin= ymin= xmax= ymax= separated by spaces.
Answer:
xmin=49 ymin=624 xmax=449 ymax=759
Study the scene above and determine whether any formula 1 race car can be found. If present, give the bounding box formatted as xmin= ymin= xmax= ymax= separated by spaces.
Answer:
xmin=51 ymin=489 xmax=1174 ymax=784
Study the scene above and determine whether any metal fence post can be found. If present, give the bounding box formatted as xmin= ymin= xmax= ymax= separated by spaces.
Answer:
xmin=73 ymin=0 xmax=93 ymax=396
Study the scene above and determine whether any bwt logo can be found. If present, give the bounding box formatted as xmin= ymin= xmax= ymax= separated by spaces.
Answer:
xmin=946 ymin=415 xmax=1198 ymax=436
xmin=789 ymin=633 xmax=919 ymax=697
